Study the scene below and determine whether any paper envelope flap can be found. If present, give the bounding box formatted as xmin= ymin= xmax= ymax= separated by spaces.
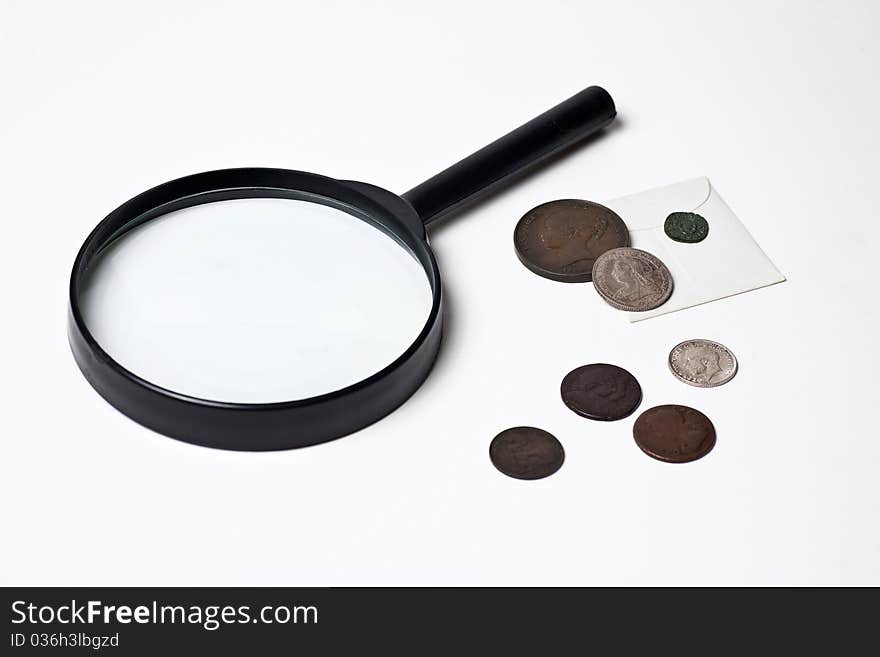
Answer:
xmin=601 ymin=177 xmax=785 ymax=322
xmin=607 ymin=177 xmax=711 ymax=229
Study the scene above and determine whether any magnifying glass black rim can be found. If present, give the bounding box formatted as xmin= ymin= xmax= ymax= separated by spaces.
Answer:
xmin=68 ymin=167 xmax=444 ymax=451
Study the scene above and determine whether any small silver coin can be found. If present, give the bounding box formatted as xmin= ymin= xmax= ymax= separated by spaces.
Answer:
xmin=668 ymin=339 xmax=738 ymax=388
xmin=591 ymin=247 xmax=673 ymax=312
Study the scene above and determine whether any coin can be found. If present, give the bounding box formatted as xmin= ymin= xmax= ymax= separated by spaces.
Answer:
xmin=514 ymin=199 xmax=630 ymax=282
xmin=668 ymin=339 xmax=738 ymax=388
xmin=489 ymin=427 xmax=565 ymax=480
xmin=560 ymin=363 xmax=642 ymax=421
xmin=632 ymin=405 xmax=716 ymax=463
xmin=664 ymin=212 xmax=709 ymax=243
xmin=591 ymin=247 xmax=673 ymax=312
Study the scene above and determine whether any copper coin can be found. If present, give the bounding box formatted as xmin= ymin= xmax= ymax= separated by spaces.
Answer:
xmin=664 ymin=212 xmax=709 ymax=243
xmin=560 ymin=363 xmax=642 ymax=421
xmin=514 ymin=199 xmax=630 ymax=282
xmin=489 ymin=427 xmax=565 ymax=480
xmin=632 ymin=405 xmax=716 ymax=463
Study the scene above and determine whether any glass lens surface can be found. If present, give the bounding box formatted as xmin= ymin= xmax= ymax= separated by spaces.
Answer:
xmin=79 ymin=197 xmax=433 ymax=403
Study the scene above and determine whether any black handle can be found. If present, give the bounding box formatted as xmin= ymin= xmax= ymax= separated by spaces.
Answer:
xmin=402 ymin=86 xmax=616 ymax=225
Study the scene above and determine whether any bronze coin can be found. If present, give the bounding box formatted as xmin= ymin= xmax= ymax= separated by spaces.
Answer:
xmin=514 ymin=199 xmax=630 ymax=282
xmin=632 ymin=405 xmax=716 ymax=463
xmin=560 ymin=363 xmax=642 ymax=421
xmin=489 ymin=427 xmax=565 ymax=480
xmin=664 ymin=212 xmax=709 ymax=243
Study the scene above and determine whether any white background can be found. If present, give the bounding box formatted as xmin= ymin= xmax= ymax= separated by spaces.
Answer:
xmin=2 ymin=0 xmax=878 ymax=585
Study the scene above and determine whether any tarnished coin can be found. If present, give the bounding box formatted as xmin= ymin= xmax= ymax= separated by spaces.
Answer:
xmin=633 ymin=405 xmax=716 ymax=463
xmin=668 ymin=339 xmax=738 ymax=388
xmin=560 ymin=363 xmax=642 ymax=421
xmin=514 ymin=199 xmax=629 ymax=282
xmin=591 ymin=247 xmax=673 ymax=312
xmin=490 ymin=427 xmax=565 ymax=480
xmin=664 ymin=212 xmax=709 ymax=243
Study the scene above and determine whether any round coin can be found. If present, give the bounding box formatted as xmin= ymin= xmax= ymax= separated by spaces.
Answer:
xmin=668 ymin=339 xmax=738 ymax=388
xmin=560 ymin=363 xmax=642 ymax=421
xmin=591 ymin=247 xmax=673 ymax=312
xmin=664 ymin=211 xmax=709 ymax=243
xmin=632 ymin=405 xmax=716 ymax=463
xmin=514 ymin=199 xmax=630 ymax=282
xmin=489 ymin=427 xmax=565 ymax=480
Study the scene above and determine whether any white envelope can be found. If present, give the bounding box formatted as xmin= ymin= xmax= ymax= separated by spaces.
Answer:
xmin=602 ymin=177 xmax=785 ymax=322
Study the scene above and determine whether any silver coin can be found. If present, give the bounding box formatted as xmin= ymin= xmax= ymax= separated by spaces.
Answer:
xmin=668 ymin=339 xmax=738 ymax=388
xmin=591 ymin=247 xmax=673 ymax=312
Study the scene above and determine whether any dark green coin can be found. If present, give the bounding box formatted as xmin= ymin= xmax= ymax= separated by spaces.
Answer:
xmin=664 ymin=212 xmax=709 ymax=243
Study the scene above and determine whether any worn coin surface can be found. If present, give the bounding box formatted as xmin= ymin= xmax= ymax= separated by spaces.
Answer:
xmin=633 ymin=405 xmax=716 ymax=463
xmin=664 ymin=211 xmax=709 ymax=243
xmin=560 ymin=363 xmax=642 ymax=421
xmin=591 ymin=247 xmax=673 ymax=311
xmin=490 ymin=427 xmax=565 ymax=480
xmin=668 ymin=339 xmax=738 ymax=388
xmin=514 ymin=199 xmax=630 ymax=282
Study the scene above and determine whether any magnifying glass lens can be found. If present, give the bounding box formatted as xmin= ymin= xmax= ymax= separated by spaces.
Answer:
xmin=78 ymin=197 xmax=433 ymax=403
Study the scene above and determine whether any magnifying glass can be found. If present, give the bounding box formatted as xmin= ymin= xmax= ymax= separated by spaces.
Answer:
xmin=68 ymin=86 xmax=616 ymax=450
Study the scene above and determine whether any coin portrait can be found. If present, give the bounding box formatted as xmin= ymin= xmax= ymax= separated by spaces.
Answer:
xmin=591 ymin=247 xmax=673 ymax=312
xmin=489 ymin=427 xmax=565 ymax=480
xmin=664 ymin=211 xmax=709 ymax=243
xmin=514 ymin=199 xmax=629 ymax=282
xmin=632 ymin=405 xmax=716 ymax=463
xmin=668 ymin=339 xmax=738 ymax=388
xmin=560 ymin=363 xmax=642 ymax=421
